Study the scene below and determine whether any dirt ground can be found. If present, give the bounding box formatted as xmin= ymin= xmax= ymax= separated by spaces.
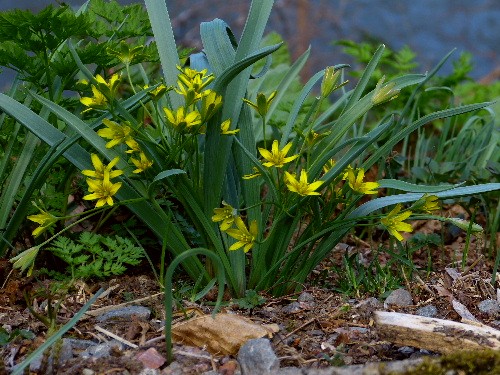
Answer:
xmin=1 ymin=206 xmax=499 ymax=374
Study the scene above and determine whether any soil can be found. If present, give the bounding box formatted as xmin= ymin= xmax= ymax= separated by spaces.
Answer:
xmin=0 ymin=205 xmax=498 ymax=374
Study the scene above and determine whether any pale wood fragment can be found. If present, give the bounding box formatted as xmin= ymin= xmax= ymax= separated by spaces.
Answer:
xmin=375 ymin=310 xmax=500 ymax=354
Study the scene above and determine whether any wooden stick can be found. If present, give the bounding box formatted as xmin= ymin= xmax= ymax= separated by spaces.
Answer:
xmin=375 ymin=311 xmax=500 ymax=354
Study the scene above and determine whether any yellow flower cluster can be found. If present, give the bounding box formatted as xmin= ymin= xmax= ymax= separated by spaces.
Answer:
xmin=164 ymin=66 xmax=232 ymax=136
xmin=97 ymin=118 xmax=153 ymax=174
xmin=212 ymin=202 xmax=258 ymax=253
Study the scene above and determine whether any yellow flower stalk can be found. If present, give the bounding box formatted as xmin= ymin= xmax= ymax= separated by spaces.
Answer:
xmin=163 ymin=107 xmax=201 ymax=132
xmin=225 ymin=217 xmax=258 ymax=253
xmin=97 ymin=119 xmax=140 ymax=152
xmin=321 ymin=66 xmax=342 ymax=97
xmin=381 ymin=204 xmax=413 ymax=241
xmin=258 ymin=140 xmax=299 ymax=168
xmin=27 ymin=207 xmax=58 ymax=237
xmin=82 ymin=154 xmax=123 ymax=180
xmin=284 ymin=170 xmax=324 ymax=196
xmin=212 ymin=202 xmax=238 ymax=231
xmin=130 ymin=152 xmax=154 ymax=174
xmin=220 ymin=119 xmax=239 ymax=135
xmin=372 ymin=75 xmax=399 ymax=105
xmin=10 ymin=246 xmax=40 ymax=276
xmin=83 ymin=171 xmax=122 ymax=208
xmin=175 ymin=66 xmax=214 ymax=105
xmin=346 ymin=168 xmax=379 ymax=195
xmin=243 ymin=91 xmax=277 ymax=118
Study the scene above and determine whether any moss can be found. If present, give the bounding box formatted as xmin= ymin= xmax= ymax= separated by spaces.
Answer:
xmin=384 ymin=349 xmax=500 ymax=375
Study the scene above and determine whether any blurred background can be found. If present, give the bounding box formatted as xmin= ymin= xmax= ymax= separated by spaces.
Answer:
xmin=1 ymin=0 xmax=499 ymax=82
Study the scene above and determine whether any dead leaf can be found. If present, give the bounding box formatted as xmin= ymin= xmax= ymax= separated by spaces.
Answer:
xmin=452 ymin=299 xmax=479 ymax=322
xmin=171 ymin=313 xmax=273 ymax=355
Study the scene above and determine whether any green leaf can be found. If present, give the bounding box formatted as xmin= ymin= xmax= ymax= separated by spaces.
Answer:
xmin=348 ymin=183 xmax=500 ymax=218
xmin=377 ymin=179 xmax=465 ymax=192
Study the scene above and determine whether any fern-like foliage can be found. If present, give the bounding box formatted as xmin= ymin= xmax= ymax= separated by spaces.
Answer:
xmin=46 ymin=232 xmax=144 ymax=280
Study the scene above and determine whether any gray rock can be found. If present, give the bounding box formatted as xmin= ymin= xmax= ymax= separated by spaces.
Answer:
xmin=238 ymin=338 xmax=279 ymax=375
xmin=416 ymin=305 xmax=438 ymax=318
xmin=478 ymin=299 xmax=500 ymax=315
xmin=397 ymin=346 xmax=415 ymax=355
xmin=138 ymin=369 xmax=161 ymax=375
xmin=96 ymin=305 xmax=151 ymax=322
xmin=82 ymin=369 xmax=95 ymax=375
xmin=297 ymin=292 xmax=315 ymax=303
xmin=282 ymin=302 xmax=302 ymax=314
xmin=80 ymin=340 xmax=124 ymax=359
xmin=384 ymin=289 xmax=413 ymax=308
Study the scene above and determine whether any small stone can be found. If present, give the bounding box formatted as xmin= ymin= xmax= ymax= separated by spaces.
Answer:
xmin=297 ymin=292 xmax=315 ymax=303
xmin=136 ymin=347 xmax=166 ymax=369
xmin=384 ymin=288 xmax=413 ymax=308
xmin=27 ymin=338 xmax=73 ymax=373
xmin=217 ymin=359 xmax=240 ymax=375
xmin=80 ymin=340 xmax=123 ymax=359
xmin=416 ymin=305 xmax=438 ymax=318
xmin=478 ymin=299 xmax=500 ymax=315
xmin=281 ymin=302 xmax=301 ymax=314
xmin=96 ymin=305 xmax=151 ymax=322
xmin=397 ymin=346 xmax=415 ymax=355
xmin=238 ymin=338 xmax=279 ymax=375
xmin=82 ymin=369 xmax=95 ymax=375
xmin=138 ymin=369 xmax=160 ymax=375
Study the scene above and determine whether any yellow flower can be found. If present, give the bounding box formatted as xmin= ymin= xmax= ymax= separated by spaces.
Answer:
xmin=83 ymin=171 xmax=122 ymax=208
xmin=243 ymin=167 xmax=261 ymax=180
xmin=80 ymin=85 xmax=108 ymax=112
xmin=164 ymin=107 xmax=202 ymax=133
xmin=243 ymin=91 xmax=277 ymax=117
xmin=80 ymin=73 xmax=121 ymax=112
xmin=200 ymin=90 xmax=223 ymax=122
xmin=258 ymin=140 xmax=299 ymax=168
xmin=322 ymin=159 xmax=336 ymax=174
xmin=346 ymin=168 xmax=379 ymax=195
xmin=284 ymin=170 xmax=324 ymax=196
xmin=212 ymin=202 xmax=238 ymax=231
xmin=95 ymin=73 xmax=121 ymax=98
xmin=27 ymin=207 xmax=58 ymax=237
xmin=130 ymin=152 xmax=153 ymax=174
xmin=97 ymin=119 xmax=140 ymax=152
xmin=381 ymin=204 xmax=413 ymax=241
xmin=82 ymin=154 xmax=123 ymax=180
xmin=411 ymin=194 xmax=440 ymax=213
xmin=144 ymin=83 xmax=169 ymax=101
xmin=220 ymin=119 xmax=239 ymax=135
xmin=225 ymin=217 xmax=258 ymax=253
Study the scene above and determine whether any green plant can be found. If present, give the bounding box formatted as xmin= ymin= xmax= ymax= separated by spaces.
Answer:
xmin=43 ymin=232 xmax=144 ymax=280
xmin=233 ymin=289 xmax=267 ymax=310
xmin=3 ymin=1 xmax=498 ymax=303
xmin=0 ymin=327 xmax=34 ymax=346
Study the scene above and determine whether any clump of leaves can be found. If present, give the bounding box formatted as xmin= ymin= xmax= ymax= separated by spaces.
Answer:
xmin=232 ymin=289 xmax=267 ymax=310
xmin=43 ymin=232 xmax=144 ymax=280
xmin=0 ymin=327 xmax=34 ymax=346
